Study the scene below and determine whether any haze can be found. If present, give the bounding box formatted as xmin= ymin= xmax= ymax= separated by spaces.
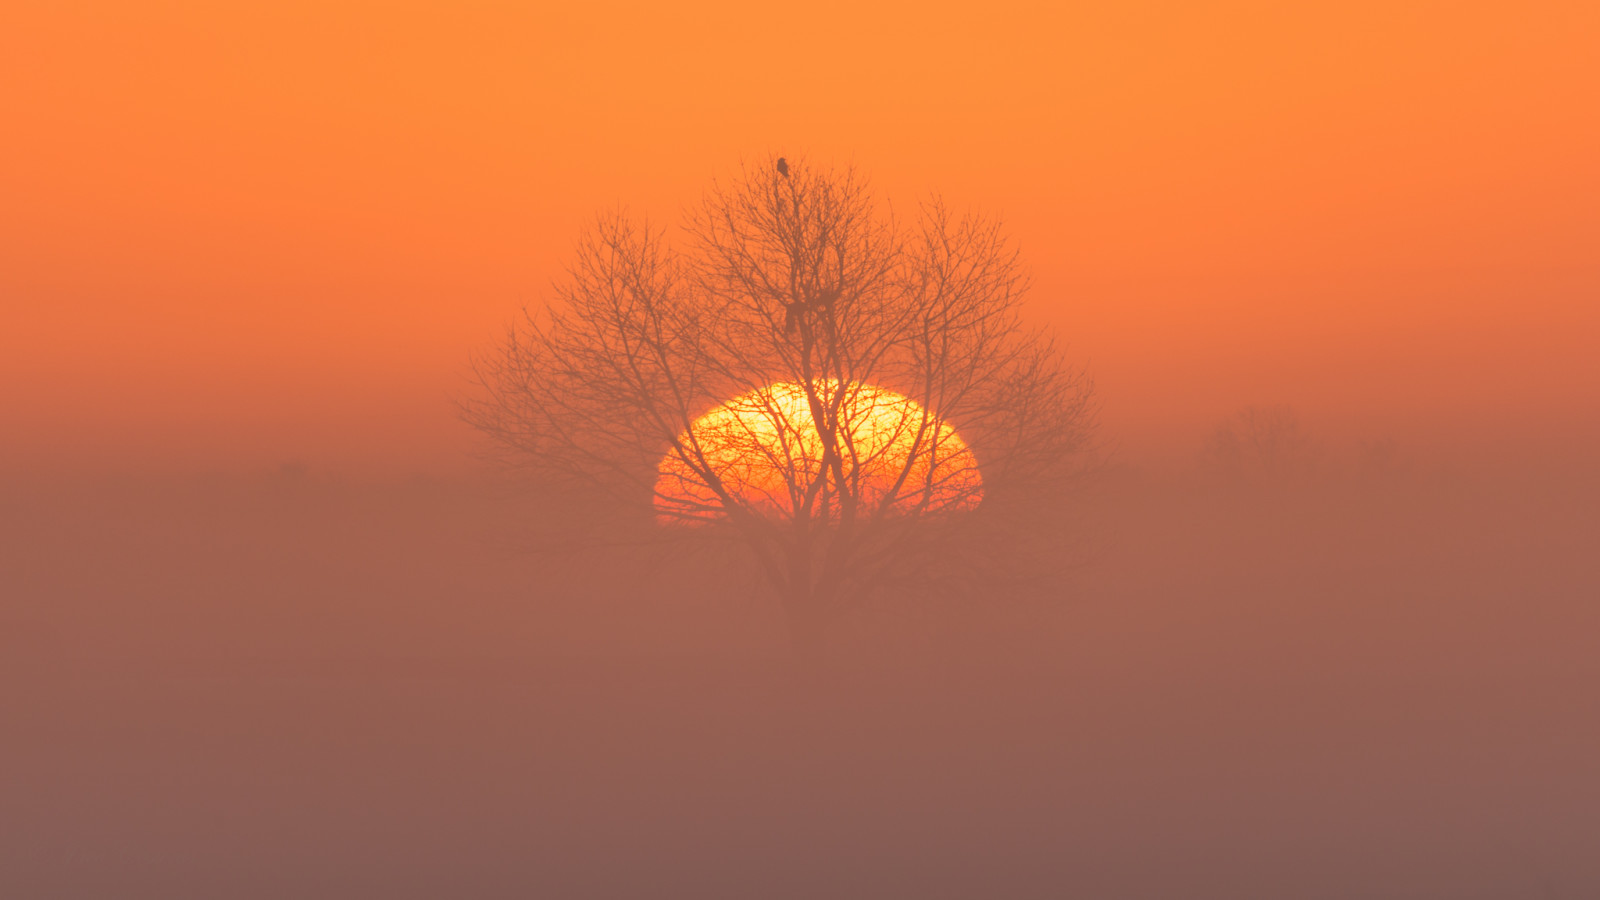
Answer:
xmin=3 ymin=3 xmax=1597 ymax=897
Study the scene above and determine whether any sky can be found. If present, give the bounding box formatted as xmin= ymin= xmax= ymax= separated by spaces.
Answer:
xmin=3 ymin=0 xmax=1597 ymax=475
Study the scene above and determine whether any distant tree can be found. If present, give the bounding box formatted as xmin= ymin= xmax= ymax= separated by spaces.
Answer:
xmin=465 ymin=158 xmax=1094 ymax=650
xmin=1200 ymin=405 xmax=1322 ymax=483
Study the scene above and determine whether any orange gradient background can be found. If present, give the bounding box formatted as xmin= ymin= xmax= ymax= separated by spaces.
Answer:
xmin=6 ymin=7 xmax=1600 ymax=896
xmin=3 ymin=1 xmax=1597 ymax=474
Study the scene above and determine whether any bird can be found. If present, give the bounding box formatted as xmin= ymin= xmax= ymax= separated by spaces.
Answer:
xmin=776 ymin=157 xmax=789 ymax=178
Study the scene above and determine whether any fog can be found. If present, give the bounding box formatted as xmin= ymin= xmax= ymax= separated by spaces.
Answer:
xmin=5 ymin=432 xmax=1596 ymax=899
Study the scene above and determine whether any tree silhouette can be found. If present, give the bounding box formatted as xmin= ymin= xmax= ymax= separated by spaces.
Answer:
xmin=466 ymin=158 xmax=1094 ymax=650
xmin=1200 ymin=405 xmax=1323 ymax=483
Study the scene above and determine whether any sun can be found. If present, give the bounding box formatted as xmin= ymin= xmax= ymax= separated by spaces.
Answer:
xmin=655 ymin=380 xmax=982 ymax=524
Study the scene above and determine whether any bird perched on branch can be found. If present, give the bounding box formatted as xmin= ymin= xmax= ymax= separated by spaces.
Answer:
xmin=776 ymin=157 xmax=789 ymax=178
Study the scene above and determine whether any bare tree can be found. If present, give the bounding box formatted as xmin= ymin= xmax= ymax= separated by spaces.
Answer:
xmin=1201 ymin=405 xmax=1323 ymax=483
xmin=466 ymin=158 xmax=1094 ymax=649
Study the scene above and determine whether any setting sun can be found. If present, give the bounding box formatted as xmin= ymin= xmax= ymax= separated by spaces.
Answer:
xmin=655 ymin=380 xmax=982 ymax=524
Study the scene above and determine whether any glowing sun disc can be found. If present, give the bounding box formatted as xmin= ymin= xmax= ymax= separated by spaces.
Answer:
xmin=655 ymin=380 xmax=982 ymax=524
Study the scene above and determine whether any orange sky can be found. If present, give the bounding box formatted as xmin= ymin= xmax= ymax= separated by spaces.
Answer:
xmin=4 ymin=1 xmax=1597 ymax=474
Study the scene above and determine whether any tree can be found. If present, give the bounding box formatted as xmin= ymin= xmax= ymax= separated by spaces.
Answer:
xmin=1200 ymin=405 xmax=1323 ymax=483
xmin=465 ymin=158 xmax=1094 ymax=651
